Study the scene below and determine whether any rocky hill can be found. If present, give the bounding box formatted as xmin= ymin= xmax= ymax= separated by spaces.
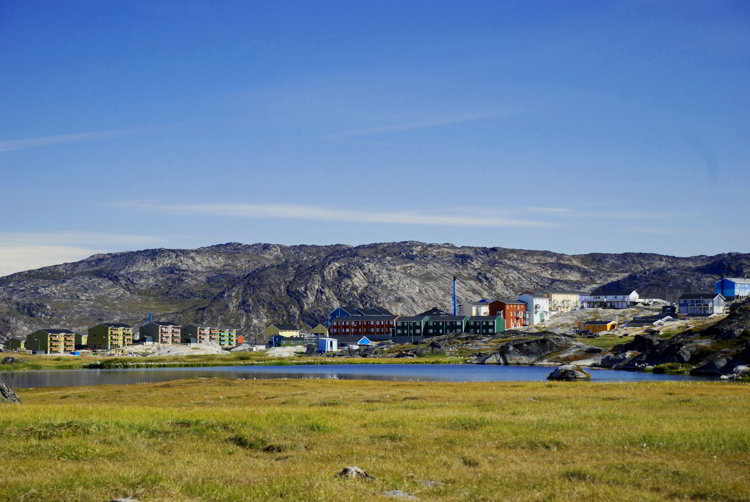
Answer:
xmin=0 ymin=242 xmax=748 ymax=341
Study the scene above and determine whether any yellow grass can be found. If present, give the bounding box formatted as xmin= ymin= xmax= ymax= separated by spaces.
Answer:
xmin=1 ymin=379 xmax=749 ymax=501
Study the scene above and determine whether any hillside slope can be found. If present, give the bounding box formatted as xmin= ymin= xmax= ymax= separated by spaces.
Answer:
xmin=1 ymin=242 xmax=748 ymax=341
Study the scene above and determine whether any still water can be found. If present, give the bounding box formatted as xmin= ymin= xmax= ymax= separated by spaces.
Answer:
xmin=0 ymin=364 xmax=709 ymax=388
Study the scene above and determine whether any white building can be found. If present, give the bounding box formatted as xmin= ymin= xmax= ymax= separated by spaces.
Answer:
xmin=518 ymin=292 xmax=550 ymax=326
xmin=467 ymin=300 xmax=491 ymax=316
xmin=580 ymin=290 xmax=639 ymax=309
xmin=678 ymin=294 xmax=726 ymax=316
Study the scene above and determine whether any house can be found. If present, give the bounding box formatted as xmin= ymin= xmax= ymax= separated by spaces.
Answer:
xmin=218 ymin=328 xmax=237 ymax=347
xmin=75 ymin=333 xmax=88 ymax=349
xmin=140 ymin=321 xmax=181 ymax=344
xmin=544 ymin=291 xmax=581 ymax=313
xmin=25 ymin=329 xmax=76 ymax=354
xmin=87 ymin=323 xmax=134 ymax=350
xmin=467 ymin=300 xmax=492 ymax=316
xmin=311 ymin=324 xmax=329 ymax=336
xmin=464 ymin=315 xmax=505 ymax=335
xmin=264 ymin=324 xmax=301 ymax=338
xmin=328 ymin=315 xmax=397 ymax=339
xmin=236 ymin=335 xmax=245 ymax=345
xmin=326 ymin=305 xmax=392 ymax=326
xmin=716 ymin=278 xmax=750 ymax=299
xmin=679 ymin=293 xmax=726 ymax=316
xmin=6 ymin=338 xmax=25 ymax=351
xmin=518 ymin=292 xmax=550 ymax=326
xmin=580 ymin=290 xmax=639 ymax=309
xmin=422 ymin=314 xmax=467 ymax=336
xmin=316 ymin=337 xmax=338 ymax=352
xmin=488 ymin=300 xmax=526 ymax=329
xmin=578 ymin=320 xmax=617 ymax=333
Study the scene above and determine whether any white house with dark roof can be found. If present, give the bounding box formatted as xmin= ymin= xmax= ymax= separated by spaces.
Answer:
xmin=518 ymin=292 xmax=550 ymax=325
xmin=580 ymin=290 xmax=639 ymax=309
xmin=678 ymin=293 xmax=726 ymax=316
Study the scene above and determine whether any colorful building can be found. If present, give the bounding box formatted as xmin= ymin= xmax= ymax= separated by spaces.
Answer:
xmin=218 ymin=328 xmax=237 ymax=347
xmin=329 ymin=315 xmax=397 ymax=338
xmin=488 ymin=300 xmax=526 ymax=329
xmin=311 ymin=324 xmax=329 ymax=336
xmin=578 ymin=320 xmax=617 ymax=333
xmin=326 ymin=305 xmax=392 ymax=327
xmin=544 ymin=291 xmax=581 ymax=313
xmin=139 ymin=321 xmax=181 ymax=344
xmin=716 ymin=278 xmax=750 ymax=299
xmin=422 ymin=313 xmax=467 ymax=336
xmin=395 ymin=316 xmax=429 ymax=338
xmin=466 ymin=300 xmax=492 ymax=316
xmin=679 ymin=293 xmax=726 ymax=316
xmin=87 ymin=323 xmax=134 ymax=350
xmin=464 ymin=315 xmax=505 ymax=335
xmin=6 ymin=338 xmax=26 ymax=351
xmin=26 ymin=329 xmax=76 ymax=354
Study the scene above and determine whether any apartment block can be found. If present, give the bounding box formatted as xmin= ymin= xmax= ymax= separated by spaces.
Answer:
xmin=182 ymin=324 xmax=219 ymax=344
xmin=87 ymin=323 xmax=134 ymax=350
xmin=26 ymin=329 xmax=76 ymax=354
xmin=139 ymin=321 xmax=181 ymax=344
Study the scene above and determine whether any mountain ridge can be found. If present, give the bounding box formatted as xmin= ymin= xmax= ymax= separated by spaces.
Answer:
xmin=1 ymin=241 xmax=748 ymax=342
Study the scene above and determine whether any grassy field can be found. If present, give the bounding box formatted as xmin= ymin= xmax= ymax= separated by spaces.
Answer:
xmin=1 ymin=379 xmax=749 ymax=501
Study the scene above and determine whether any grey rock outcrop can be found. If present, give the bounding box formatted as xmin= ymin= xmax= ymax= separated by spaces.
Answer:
xmin=0 ymin=378 xmax=21 ymax=404
xmin=548 ymin=365 xmax=592 ymax=381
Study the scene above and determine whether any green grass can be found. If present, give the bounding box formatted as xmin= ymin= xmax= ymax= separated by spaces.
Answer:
xmin=1 ymin=379 xmax=749 ymax=501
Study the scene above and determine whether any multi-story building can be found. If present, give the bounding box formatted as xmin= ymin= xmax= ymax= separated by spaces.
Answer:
xmin=716 ymin=278 xmax=750 ymax=299
xmin=395 ymin=316 xmax=429 ymax=338
xmin=326 ymin=305 xmax=393 ymax=327
xmin=679 ymin=293 xmax=726 ymax=316
xmin=464 ymin=315 xmax=505 ymax=335
xmin=518 ymin=292 xmax=550 ymax=326
xmin=218 ymin=328 xmax=237 ymax=347
xmin=545 ymin=291 xmax=581 ymax=313
xmin=488 ymin=300 xmax=526 ymax=329
xmin=422 ymin=314 xmax=467 ymax=336
xmin=87 ymin=323 xmax=134 ymax=350
xmin=181 ymin=324 xmax=219 ymax=344
xmin=139 ymin=321 xmax=181 ymax=344
xmin=580 ymin=290 xmax=639 ymax=309
xmin=329 ymin=315 xmax=397 ymax=338
xmin=25 ymin=329 xmax=76 ymax=354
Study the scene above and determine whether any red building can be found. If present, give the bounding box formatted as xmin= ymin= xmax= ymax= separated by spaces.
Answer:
xmin=329 ymin=315 xmax=397 ymax=339
xmin=489 ymin=300 xmax=527 ymax=329
xmin=236 ymin=335 xmax=245 ymax=345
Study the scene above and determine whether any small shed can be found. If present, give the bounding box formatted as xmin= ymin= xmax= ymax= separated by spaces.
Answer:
xmin=316 ymin=337 xmax=338 ymax=353
xmin=357 ymin=336 xmax=372 ymax=346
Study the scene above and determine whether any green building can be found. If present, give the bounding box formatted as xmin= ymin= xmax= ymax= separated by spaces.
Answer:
xmin=395 ymin=316 xmax=429 ymax=337
xmin=464 ymin=315 xmax=505 ymax=335
xmin=6 ymin=338 xmax=26 ymax=351
xmin=218 ymin=328 xmax=237 ymax=347
xmin=87 ymin=323 xmax=133 ymax=350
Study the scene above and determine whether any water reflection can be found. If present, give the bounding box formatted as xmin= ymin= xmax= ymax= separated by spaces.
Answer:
xmin=0 ymin=364 xmax=710 ymax=389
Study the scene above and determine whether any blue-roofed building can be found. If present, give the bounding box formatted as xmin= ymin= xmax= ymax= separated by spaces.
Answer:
xmin=716 ymin=278 xmax=750 ymax=299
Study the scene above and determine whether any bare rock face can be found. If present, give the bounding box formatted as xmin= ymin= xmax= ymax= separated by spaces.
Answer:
xmin=0 ymin=242 xmax=747 ymax=342
xmin=548 ymin=365 xmax=592 ymax=381
xmin=0 ymin=378 xmax=21 ymax=404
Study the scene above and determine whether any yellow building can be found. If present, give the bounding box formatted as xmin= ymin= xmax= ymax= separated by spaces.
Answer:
xmin=87 ymin=323 xmax=134 ymax=350
xmin=26 ymin=329 xmax=76 ymax=354
xmin=546 ymin=291 xmax=581 ymax=313
xmin=264 ymin=323 xmax=301 ymax=338
xmin=578 ymin=320 xmax=617 ymax=333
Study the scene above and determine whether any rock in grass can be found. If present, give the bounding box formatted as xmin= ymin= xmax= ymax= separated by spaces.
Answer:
xmin=111 ymin=498 xmax=140 ymax=502
xmin=0 ymin=378 xmax=21 ymax=404
xmin=337 ymin=466 xmax=374 ymax=479
xmin=2 ymin=357 xmax=17 ymax=364
xmin=547 ymin=365 xmax=591 ymax=381
xmin=383 ymin=489 xmax=418 ymax=499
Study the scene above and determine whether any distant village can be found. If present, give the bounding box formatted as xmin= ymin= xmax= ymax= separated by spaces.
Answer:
xmin=4 ymin=277 xmax=749 ymax=355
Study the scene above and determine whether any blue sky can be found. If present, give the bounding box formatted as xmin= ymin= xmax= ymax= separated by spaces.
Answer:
xmin=1 ymin=1 xmax=748 ymax=275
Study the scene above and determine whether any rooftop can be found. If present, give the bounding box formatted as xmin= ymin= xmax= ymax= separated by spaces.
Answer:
xmin=679 ymin=293 xmax=722 ymax=300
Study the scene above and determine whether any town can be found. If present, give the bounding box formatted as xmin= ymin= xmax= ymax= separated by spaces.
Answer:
xmin=4 ymin=277 xmax=748 ymax=356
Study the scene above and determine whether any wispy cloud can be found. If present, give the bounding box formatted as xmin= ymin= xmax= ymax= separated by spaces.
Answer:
xmin=0 ymin=123 xmax=187 ymax=154
xmin=0 ymin=233 xmax=165 ymax=276
xmin=127 ymin=202 xmax=554 ymax=228
xmin=326 ymin=110 xmax=515 ymax=139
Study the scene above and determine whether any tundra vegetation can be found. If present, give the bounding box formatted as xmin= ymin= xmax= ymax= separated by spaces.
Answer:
xmin=1 ymin=379 xmax=749 ymax=501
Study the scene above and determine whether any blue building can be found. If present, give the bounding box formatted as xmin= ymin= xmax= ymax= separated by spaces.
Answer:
xmin=716 ymin=278 xmax=750 ymax=299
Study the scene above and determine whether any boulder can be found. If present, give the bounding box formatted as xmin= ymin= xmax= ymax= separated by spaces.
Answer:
xmin=383 ymin=490 xmax=418 ymax=500
xmin=613 ymin=334 xmax=660 ymax=353
xmin=337 ymin=466 xmax=374 ymax=479
xmin=2 ymin=357 xmax=16 ymax=364
xmin=0 ymin=378 xmax=21 ymax=404
xmin=547 ymin=365 xmax=592 ymax=381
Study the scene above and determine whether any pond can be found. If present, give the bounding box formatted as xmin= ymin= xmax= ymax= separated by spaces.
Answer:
xmin=0 ymin=364 xmax=710 ymax=388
